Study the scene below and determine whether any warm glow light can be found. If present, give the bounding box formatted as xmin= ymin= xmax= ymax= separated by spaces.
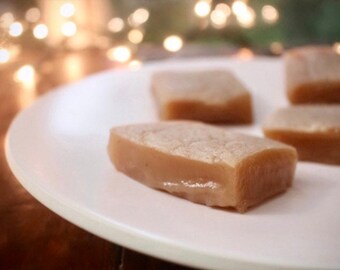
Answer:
xmin=128 ymin=8 xmax=149 ymax=27
xmin=0 ymin=12 xmax=14 ymax=28
xmin=210 ymin=9 xmax=228 ymax=28
xmin=0 ymin=49 xmax=10 ymax=63
xmin=129 ymin=59 xmax=142 ymax=70
xmin=15 ymin=65 xmax=35 ymax=83
xmin=60 ymin=3 xmax=75 ymax=18
xmin=262 ymin=5 xmax=279 ymax=24
xmin=236 ymin=7 xmax=256 ymax=28
xmin=333 ymin=42 xmax=340 ymax=55
xmin=61 ymin=21 xmax=77 ymax=37
xmin=232 ymin=0 xmax=248 ymax=16
xmin=9 ymin=22 xmax=23 ymax=37
xmin=63 ymin=55 xmax=83 ymax=80
xmin=33 ymin=24 xmax=48 ymax=39
xmin=215 ymin=3 xmax=231 ymax=16
xmin=194 ymin=1 xmax=211 ymax=17
xmin=25 ymin=7 xmax=41 ymax=23
xmin=107 ymin=46 xmax=132 ymax=62
xmin=15 ymin=65 xmax=37 ymax=107
xmin=236 ymin=48 xmax=254 ymax=60
xmin=128 ymin=29 xmax=144 ymax=44
xmin=270 ymin=42 xmax=283 ymax=55
xmin=107 ymin=17 xmax=124 ymax=32
xmin=163 ymin=35 xmax=183 ymax=52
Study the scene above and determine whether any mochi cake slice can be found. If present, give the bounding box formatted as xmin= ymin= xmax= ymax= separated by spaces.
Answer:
xmin=285 ymin=46 xmax=340 ymax=104
xmin=151 ymin=70 xmax=252 ymax=123
xmin=263 ymin=105 xmax=340 ymax=165
xmin=108 ymin=121 xmax=297 ymax=212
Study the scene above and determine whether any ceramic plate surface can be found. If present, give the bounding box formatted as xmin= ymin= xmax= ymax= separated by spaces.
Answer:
xmin=6 ymin=57 xmax=340 ymax=270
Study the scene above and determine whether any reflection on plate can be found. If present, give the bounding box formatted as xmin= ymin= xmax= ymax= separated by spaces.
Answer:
xmin=6 ymin=58 xmax=340 ymax=270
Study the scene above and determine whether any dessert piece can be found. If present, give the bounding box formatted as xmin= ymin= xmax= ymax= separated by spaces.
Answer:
xmin=263 ymin=105 xmax=340 ymax=165
xmin=108 ymin=121 xmax=297 ymax=212
xmin=285 ymin=46 xmax=340 ymax=104
xmin=151 ymin=70 xmax=252 ymax=123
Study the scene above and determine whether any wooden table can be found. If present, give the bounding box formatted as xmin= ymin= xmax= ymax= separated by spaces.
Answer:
xmin=0 ymin=47 xmax=201 ymax=269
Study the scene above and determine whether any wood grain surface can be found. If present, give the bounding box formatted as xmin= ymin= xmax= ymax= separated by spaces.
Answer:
xmin=0 ymin=48 xmax=197 ymax=270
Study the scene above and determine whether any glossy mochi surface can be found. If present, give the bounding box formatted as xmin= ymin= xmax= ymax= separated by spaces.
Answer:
xmin=108 ymin=121 xmax=297 ymax=212
xmin=284 ymin=46 xmax=340 ymax=104
xmin=263 ymin=105 xmax=340 ymax=165
xmin=151 ymin=70 xmax=252 ymax=123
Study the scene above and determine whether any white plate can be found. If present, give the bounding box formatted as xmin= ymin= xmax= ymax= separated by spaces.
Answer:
xmin=5 ymin=57 xmax=340 ymax=270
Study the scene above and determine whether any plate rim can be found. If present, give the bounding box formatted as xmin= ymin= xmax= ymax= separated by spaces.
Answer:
xmin=4 ymin=57 xmax=338 ymax=270
xmin=6 ymin=133 xmax=319 ymax=270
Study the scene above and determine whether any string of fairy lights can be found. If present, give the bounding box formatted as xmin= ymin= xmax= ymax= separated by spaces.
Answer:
xmin=0 ymin=0 xmax=339 ymax=87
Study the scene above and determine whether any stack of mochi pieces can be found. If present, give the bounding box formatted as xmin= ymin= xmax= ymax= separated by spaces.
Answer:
xmin=108 ymin=46 xmax=339 ymax=213
xmin=263 ymin=46 xmax=340 ymax=166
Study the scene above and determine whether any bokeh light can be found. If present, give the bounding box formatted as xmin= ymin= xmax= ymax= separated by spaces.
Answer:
xmin=128 ymin=8 xmax=149 ymax=27
xmin=107 ymin=46 xmax=132 ymax=62
xmin=9 ymin=22 xmax=24 ymax=37
xmin=128 ymin=59 xmax=142 ymax=70
xmin=60 ymin=3 xmax=76 ymax=18
xmin=0 ymin=49 xmax=10 ymax=64
xmin=232 ymin=1 xmax=248 ymax=16
xmin=215 ymin=3 xmax=231 ymax=16
xmin=262 ymin=5 xmax=279 ymax=24
xmin=270 ymin=42 xmax=284 ymax=55
xmin=236 ymin=7 xmax=256 ymax=28
xmin=333 ymin=42 xmax=340 ymax=55
xmin=163 ymin=35 xmax=183 ymax=52
xmin=107 ymin=17 xmax=124 ymax=33
xmin=236 ymin=48 xmax=254 ymax=60
xmin=15 ymin=65 xmax=35 ymax=83
xmin=210 ymin=9 xmax=228 ymax=28
xmin=33 ymin=24 xmax=48 ymax=39
xmin=61 ymin=21 xmax=77 ymax=37
xmin=25 ymin=8 xmax=41 ymax=23
xmin=0 ymin=12 xmax=15 ymax=28
xmin=128 ymin=29 xmax=144 ymax=44
xmin=194 ymin=1 xmax=211 ymax=17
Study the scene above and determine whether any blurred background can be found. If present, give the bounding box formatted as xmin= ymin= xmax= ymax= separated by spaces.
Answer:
xmin=1 ymin=0 xmax=340 ymax=70
xmin=1 ymin=0 xmax=340 ymax=93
